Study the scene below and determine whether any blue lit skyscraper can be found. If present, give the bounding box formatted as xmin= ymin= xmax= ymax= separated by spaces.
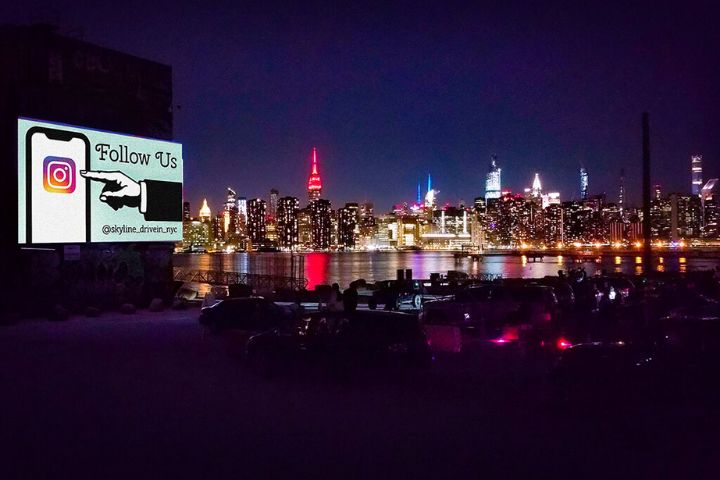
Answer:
xmin=485 ymin=155 xmax=501 ymax=201
xmin=580 ymin=167 xmax=589 ymax=200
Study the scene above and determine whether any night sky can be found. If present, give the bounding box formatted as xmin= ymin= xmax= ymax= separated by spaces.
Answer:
xmin=5 ymin=1 xmax=719 ymax=212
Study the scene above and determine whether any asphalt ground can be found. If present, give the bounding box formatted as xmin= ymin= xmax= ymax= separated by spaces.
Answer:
xmin=1 ymin=308 xmax=719 ymax=479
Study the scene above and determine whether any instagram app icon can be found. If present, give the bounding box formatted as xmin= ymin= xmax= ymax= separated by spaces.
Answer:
xmin=43 ymin=156 xmax=76 ymax=193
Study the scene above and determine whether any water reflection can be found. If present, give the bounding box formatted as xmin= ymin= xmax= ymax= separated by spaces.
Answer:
xmin=173 ymin=251 xmax=716 ymax=289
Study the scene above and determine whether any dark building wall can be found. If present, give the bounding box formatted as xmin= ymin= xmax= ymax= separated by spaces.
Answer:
xmin=1 ymin=25 xmax=174 ymax=316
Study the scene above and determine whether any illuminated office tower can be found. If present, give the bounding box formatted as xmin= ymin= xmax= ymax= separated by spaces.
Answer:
xmin=247 ymin=198 xmax=267 ymax=244
xmin=580 ymin=168 xmax=589 ymax=201
xmin=338 ymin=203 xmax=359 ymax=248
xmin=618 ymin=168 xmax=625 ymax=210
xmin=307 ymin=147 xmax=323 ymax=203
xmin=309 ymin=199 xmax=332 ymax=249
xmin=277 ymin=196 xmax=300 ymax=248
xmin=691 ymin=155 xmax=703 ymax=196
xmin=701 ymin=179 xmax=719 ymax=238
xmin=223 ymin=188 xmax=239 ymax=241
xmin=237 ymin=197 xmax=247 ymax=224
xmin=485 ymin=155 xmax=501 ymax=201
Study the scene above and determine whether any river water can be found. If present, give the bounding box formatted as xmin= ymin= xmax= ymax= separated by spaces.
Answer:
xmin=173 ymin=251 xmax=717 ymax=290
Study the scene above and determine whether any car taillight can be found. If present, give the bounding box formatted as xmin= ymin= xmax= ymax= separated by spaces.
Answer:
xmin=491 ymin=327 xmax=519 ymax=345
xmin=556 ymin=337 xmax=572 ymax=350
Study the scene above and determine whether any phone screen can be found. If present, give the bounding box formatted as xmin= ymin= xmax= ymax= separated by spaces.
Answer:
xmin=28 ymin=131 xmax=89 ymax=243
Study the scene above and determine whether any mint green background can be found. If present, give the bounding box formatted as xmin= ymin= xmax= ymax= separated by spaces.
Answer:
xmin=18 ymin=118 xmax=183 ymax=243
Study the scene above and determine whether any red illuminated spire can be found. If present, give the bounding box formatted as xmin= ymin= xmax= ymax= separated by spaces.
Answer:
xmin=307 ymin=147 xmax=322 ymax=201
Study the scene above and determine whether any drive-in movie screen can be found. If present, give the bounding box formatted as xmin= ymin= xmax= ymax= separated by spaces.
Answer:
xmin=18 ymin=118 xmax=183 ymax=244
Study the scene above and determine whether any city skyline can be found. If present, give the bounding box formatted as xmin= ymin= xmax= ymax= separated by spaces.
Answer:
xmin=4 ymin=2 xmax=718 ymax=211
xmin=191 ymin=150 xmax=714 ymax=215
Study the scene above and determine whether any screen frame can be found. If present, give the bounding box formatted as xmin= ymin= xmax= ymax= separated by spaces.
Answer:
xmin=25 ymin=126 xmax=91 ymax=244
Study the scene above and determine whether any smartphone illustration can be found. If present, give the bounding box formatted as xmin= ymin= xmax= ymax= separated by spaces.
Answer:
xmin=26 ymin=127 xmax=90 ymax=243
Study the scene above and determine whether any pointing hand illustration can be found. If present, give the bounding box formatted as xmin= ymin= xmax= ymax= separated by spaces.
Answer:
xmin=79 ymin=170 xmax=182 ymax=221
xmin=80 ymin=170 xmax=141 ymax=210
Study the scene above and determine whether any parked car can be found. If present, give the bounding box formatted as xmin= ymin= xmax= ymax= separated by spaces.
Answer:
xmin=367 ymin=279 xmax=444 ymax=310
xmin=552 ymin=305 xmax=720 ymax=403
xmin=420 ymin=284 xmax=559 ymax=351
xmin=246 ymin=310 xmax=433 ymax=377
xmin=199 ymin=297 xmax=292 ymax=333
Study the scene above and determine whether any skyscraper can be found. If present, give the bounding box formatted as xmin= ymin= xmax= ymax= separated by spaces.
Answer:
xmin=199 ymin=199 xmax=212 ymax=222
xmin=309 ymin=199 xmax=332 ymax=249
xmin=268 ymin=189 xmax=279 ymax=219
xmin=338 ymin=203 xmax=359 ymax=248
xmin=618 ymin=168 xmax=625 ymax=210
xmin=691 ymin=155 xmax=703 ymax=196
xmin=307 ymin=147 xmax=323 ymax=202
xmin=580 ymin=168 xmax=589 ymax=200
xmin=485 ymin=155 xmax=501 ymax=201
xmin=247 ymin=198 xmax=267 ymax=244
xmin=183 ymin=201 xmax=191 ymax=222
xmin=701 ymin=179 xmax=719 ymax=238
xmin=223 ymin=188 xmax=239 ymax=242
xmin=531 ymin=173 xmax=541 ymax=197
xmin=277 ymin=196 xmax=300 ymax=248
xmin=237 ymin=197 xmax=247 ymax=223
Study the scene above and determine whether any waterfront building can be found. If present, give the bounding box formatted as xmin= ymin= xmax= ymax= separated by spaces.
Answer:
xmin=618 ymin=168 xmax=625 ymax=211
xmin=701 ymin=179 xmax=720 ymax=238
xmin=422 ymin=207 xmax=472 ymax=249
xmin=310 ymin=199 xmax=332 ymax=249
xmin=358 ymin=203 xmax=377 ymax=248
xmin=298 ymin=208 xmax=312 ymax=247
xmin=627 ymin=215 xmax=643 ymax=243
xmin=338 ymin=203 xmax=359 ymax=248
xmin=692 ymin=155 xmax=703 ymax=196
xmin=609 ymin=220 xmax=624 ymax=244
xmin=212 ymin=214 xmax=224 ymax=248
xmin=544 ymin=204 xmax=563 ymax=246
xmin=247 ymin=198 xmax=267 ymax=245
xmin=307 ymin=148 xmax=323 ymax=203
xmin=650 ymin=192 xmax=672 ymax=239
xmin=182 ymin=220 xmax=211 ymax=251
xmin=670 ymin=194 xmax=703 ymax=240
xmin=277 ymin=196 xmax=300 ymax=249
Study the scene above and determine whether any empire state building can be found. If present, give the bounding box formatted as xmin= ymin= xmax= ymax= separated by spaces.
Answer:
xmin=307 ymin=147 xmax=323 ymax=202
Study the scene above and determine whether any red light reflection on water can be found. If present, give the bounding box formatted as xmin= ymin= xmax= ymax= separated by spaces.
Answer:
xmin=305 ymin=253 xmax=329 ymax=290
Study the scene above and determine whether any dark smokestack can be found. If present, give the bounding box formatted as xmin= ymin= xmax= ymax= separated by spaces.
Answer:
xmin=642 ymin=113 xmax=652 ymax=272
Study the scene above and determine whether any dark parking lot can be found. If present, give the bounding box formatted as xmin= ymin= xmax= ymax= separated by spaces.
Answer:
xmin=1 ymin=309 xmax=719 ymax=479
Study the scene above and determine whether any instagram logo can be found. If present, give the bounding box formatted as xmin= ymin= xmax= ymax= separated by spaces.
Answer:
xmin=43 ymin=156 xmax=76 ymax=193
